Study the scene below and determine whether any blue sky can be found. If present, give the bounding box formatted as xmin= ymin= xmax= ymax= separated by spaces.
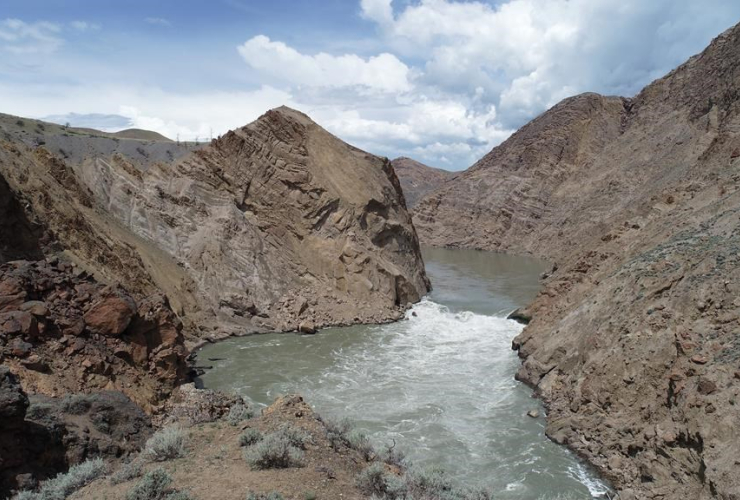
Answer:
xmin=2 ymin=0 xmax=739 ymax=170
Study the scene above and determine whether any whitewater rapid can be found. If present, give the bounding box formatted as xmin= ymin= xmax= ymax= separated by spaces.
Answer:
xmin=197 ymin=249 xmax=610 ymax=499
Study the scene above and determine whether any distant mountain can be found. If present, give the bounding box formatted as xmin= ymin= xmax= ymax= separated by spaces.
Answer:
xmin=391 ymin=157 xmax=454 ymax=209
xmin=413 ymin=21 xmax=740 ymax=498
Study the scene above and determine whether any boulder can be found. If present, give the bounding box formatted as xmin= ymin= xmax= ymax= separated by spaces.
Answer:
xmin=84 ymin=293 xmax=136 ymax=337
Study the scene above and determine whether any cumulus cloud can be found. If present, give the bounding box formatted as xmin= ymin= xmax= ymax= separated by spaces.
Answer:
xmin=362 ymin=0 xmax=740 ymax=128
xmin=0 ymin=18 xmax=62 ymax=54
xmin=237 ymin=35 xmax=411 ymax=93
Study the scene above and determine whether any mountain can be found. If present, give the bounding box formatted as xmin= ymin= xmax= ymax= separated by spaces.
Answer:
xmin=391 ymin=157 xmax=454 ymax=209
xmin=0 ymin=107 xmax=429 ymax=339
xmin=414 ymin=22 xmax=740 ymax=498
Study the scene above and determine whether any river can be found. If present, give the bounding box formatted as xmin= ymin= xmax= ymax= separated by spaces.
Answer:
xmin=196 ymin=247 xmax=610 ymax=499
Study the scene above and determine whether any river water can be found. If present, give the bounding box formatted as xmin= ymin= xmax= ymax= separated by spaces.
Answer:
xmin=196 ymin=248 xmax=610 ymax=499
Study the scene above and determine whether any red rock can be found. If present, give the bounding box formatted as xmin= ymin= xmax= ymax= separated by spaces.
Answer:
xmin=0 ymin=311 xmax=39 ymax=338
xmin=83 ymin=295 xmax=136 ymax=337
xmin=690 ymin=355 xmax=709 ymax=365
xmin=731 ymin=148 xmax=740 ymax=159
xmin=19 ymin=301 xmax=49 ymax=317
xmin=8 ymin=338 xmax=32 ymax=357
xmin=0 ymin=293 xmax=27 ymax=313
xmin=697 ymin=378 xmax=718 ymax=395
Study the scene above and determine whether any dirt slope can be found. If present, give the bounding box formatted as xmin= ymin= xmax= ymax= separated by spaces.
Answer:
xmin=391 ymin=157 xmax=454 ymax=209
xmin=414 ymin=23 xmax=740 ymax=499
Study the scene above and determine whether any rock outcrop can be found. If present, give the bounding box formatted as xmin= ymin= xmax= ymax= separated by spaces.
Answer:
xmin=0 ymin=367 xmax=152 ymax=497
xmin=73 ymin=106 xmax=429 ymax=336
xmin=0 ymin=108 xmax=430 ymax=342
xmin=391 ymin=157 xmax=454 ymax=209
xmin=0 ymin=259 xmax=188 ymax=410
xmin=414 ymin=22 xmax=740 ymax=499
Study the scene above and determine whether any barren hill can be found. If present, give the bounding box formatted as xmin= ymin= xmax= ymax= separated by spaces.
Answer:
xmin=391 ymin=157 xmax=454 ymax=209
xmin=414 ymin=22 xmax=740 ymax=499
xmin=0 ymin=107 xmax=429 ymax=342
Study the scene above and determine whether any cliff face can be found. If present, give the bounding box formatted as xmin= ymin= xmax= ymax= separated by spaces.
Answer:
xmin=391 ymin=157 xmax=454 ymax=209
xmin=0 ymin=107 xmax=429 ymax=341
xmin=415 ymin=23 xmax=740 ymax=499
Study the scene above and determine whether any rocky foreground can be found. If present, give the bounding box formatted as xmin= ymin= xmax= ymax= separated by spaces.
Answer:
xmin=414 ymin=22 xmax=740 ymax=499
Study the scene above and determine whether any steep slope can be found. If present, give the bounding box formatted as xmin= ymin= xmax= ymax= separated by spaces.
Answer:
xmin=391 ymin=157 xmax=454 ymax=209
xmin=415 ymin=24 xmax=740 ymax=499
xmin=1 ymin=107 xmax=429 ymax=341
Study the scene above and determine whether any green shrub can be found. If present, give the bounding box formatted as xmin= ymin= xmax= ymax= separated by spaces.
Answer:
xmin=125 ymin=468 xmax=171 ymax=500
xmin=144 ymin=426 xmax=186 ymax=462
xmin=246 ymin=492 xmax=284 ymax=500
xmin=239 ymin=428 xmax=263 ymax=447
xmin=355 ymin=463 xmax=406 ymax=499
xmin=274 ymin=425 xmax=310 ymax=449
xmin=13 ymin=458 xmax=107 ymax=500
xmin=347 ymin=430 xmax=375 ymax=460
xmin=321 ymin=416 xmax=353 ymax=450
xmin=110 ymin=458 xmax=144 ymax=485
xmin=381 ymin=440 xmax=407 ymax=467
xmin=227 ymin=402 xmax=254 ymax=425
xmin=243 ymin=431 xmax=304 ymax=470
xmin=303 ymin=491 xmax=317 ymax=500
xmin=404 ymin=466 xmax=493 ymax=500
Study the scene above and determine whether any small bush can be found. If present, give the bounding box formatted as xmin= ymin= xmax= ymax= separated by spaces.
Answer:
xmin=347 ymin=430 xmax=375 ymax=460
xmin=239 ymin=428 xmax=263 ymax=447
xmin=322 ymin=416 xmax=353 ymax=450
xmin=381 ymin=440 xmax=407 ymax=467
xmin=274 ymin=425 xmax=310 ymax=449
xmin=144 ymin=426 xmax=186 ymax=462
xmin=246 ymin=492 xmax=284 ymax=500
xmin=244 ymin=432 xmax=304 ymax=470
xmin=356 ymin=463 xmax=406 ymax=499
xmin=110 ymin=458 xmax=144 ymax=485
xmin=303 ymin=492 xmax=317 ymax=500
xmin=13 ymin=458 xmax=107 ymax=500
xmin=163 ymin=492 xmax=196 ymax=500
xmin=227 ymin=402 xmax=254 ymax=425
xmin=15 ymin=119 xmax=25 ymax=127
xmin=126 ymin=468 xmax=171 ymax=500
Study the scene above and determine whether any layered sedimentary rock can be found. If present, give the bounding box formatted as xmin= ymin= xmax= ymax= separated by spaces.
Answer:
xmin=73 ymin=106 xmax=429 ymax=336
xmin=0 ymin=107 xmax=429 ymax=340
xmin=391 ymin=157 xmax=454 ymax=209
xmin=415 ymin=23 xmax=740 ymax=499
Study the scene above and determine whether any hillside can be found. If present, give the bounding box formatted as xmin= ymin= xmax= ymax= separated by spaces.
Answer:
xmin=413 ymin=22 xmax=740 ymax=498
xmin=0 ymin=107 xmax=429 ymax=341
xmin=390 ymin=157 xmax=454 ymax=209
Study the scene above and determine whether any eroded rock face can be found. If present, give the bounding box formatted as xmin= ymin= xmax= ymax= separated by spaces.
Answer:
xmin=0 ymin=259 xmax=188 ymax=409
xmin=391 ymin=157 xmax=454 ymax=209
xmin=0 ymin=108 xmax=429 ymax=341
xmin=414 ymin=23 xmax=740 ymax=499
xmin=77 ymin=106 xmax=430 ymax=337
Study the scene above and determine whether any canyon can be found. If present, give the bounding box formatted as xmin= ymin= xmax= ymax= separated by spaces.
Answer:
xmin=413 ymin=21 xmax=740 ymax=500
xmin=1 ymin=18 xmax=739 ymax=500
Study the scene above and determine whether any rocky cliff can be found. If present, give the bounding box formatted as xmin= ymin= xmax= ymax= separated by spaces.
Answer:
xmin=0 ymin=107 xmax=430 ymax=341
xmin=391 ymin=157 xmax=454 ymax=209
xmin=414 ymin=23 xmax=740 ymax=499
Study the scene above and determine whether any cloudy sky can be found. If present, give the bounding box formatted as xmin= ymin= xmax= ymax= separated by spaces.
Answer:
xmin=2 ymin=0 xmax=739 ymax=170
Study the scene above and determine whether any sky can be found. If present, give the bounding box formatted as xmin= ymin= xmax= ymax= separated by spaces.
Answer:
xmin=1 ymin=1 xmax=739 ymax=170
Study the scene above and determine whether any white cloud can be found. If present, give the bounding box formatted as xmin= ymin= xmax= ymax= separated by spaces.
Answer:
xmin=360 ymin=0 xmax=394 ymax=26
xmin=0 ymin=18 xmax=62 ymax=54
xmin=238 ymin=35 xmax=412 ymax=93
